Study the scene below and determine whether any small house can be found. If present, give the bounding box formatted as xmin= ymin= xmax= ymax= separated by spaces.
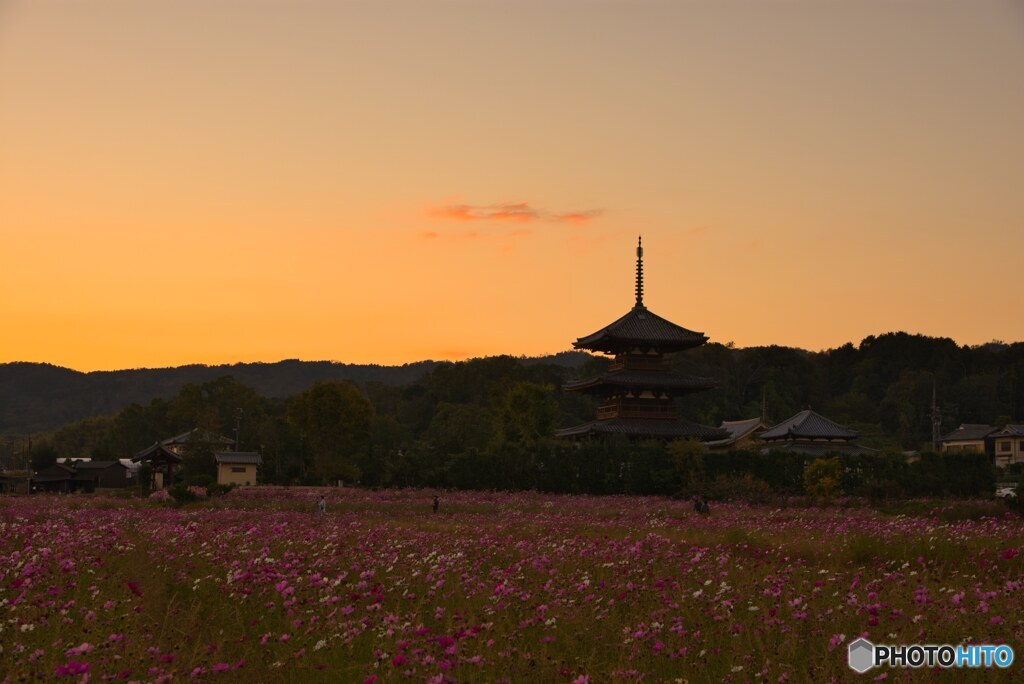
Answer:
xmin=32 ymin=463 xmax=94 ymax=493
xmin=73 ymin=460 xmax=130 ymax=489
xmin=938 ymin=424 xmax=996 ymax=456
xmin=991 ymin=425 xmax=1024 ymax=467
xmin=215 ymin=452 xmax=261 ymax=486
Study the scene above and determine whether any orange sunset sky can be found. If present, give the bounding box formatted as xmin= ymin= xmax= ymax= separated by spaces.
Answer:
xmin=2 ymin=1 xmax=1022 ymax=372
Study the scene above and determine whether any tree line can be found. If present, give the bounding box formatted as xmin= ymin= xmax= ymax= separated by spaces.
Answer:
xmin=11 ymin=332 xmax=1023 ymax=496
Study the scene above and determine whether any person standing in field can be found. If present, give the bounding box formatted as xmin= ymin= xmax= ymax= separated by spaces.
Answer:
xmin=432 ymin=495 xmax=439 ymax=514
xmin=317 ymin=495 xmax=326 ymax=517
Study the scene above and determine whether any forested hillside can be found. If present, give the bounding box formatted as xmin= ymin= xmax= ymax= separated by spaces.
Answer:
xmin=0 ymin=359 xmax=438 ymax=434
xmin=2 ymin=334 xmax=1022 ymax=481
xmin=0 ymin=353 xmax=594 ymax=435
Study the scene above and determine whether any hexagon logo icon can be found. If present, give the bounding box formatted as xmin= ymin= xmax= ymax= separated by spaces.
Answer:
xmin=848 ymin=638 xmax=875 ymax=673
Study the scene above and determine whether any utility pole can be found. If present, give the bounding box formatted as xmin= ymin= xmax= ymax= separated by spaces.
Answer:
xmin=930 ymin=380 xmax=942 ymax=453
xmin=25 ymin=438 xmax=32 ymax=495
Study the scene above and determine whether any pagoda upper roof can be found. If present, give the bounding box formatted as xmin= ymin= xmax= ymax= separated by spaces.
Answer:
xmin=555 ymin=417 xmax=727 ymax=441
xmin=563 ymin=369 xmax=717 ymax=393
xmin=573 ymin=305 xmax=708 ymax=354
xmin=759 ymin=410 xmax=858 ymax=442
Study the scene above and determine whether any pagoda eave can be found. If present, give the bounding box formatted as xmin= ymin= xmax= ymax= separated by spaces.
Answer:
xmin=572 ymin=338 xmax=707 ymax=355
xmin=556 ymin=418 xmax=728 ymax=441
xmin=563 ymin=372 xmax=718 ymax=394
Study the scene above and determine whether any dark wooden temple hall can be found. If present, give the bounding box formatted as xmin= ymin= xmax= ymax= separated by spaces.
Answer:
xmin=556 ymin=237 xmax=727 ymax=442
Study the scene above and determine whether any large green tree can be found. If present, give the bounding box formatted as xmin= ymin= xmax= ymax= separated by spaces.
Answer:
xmin=287 ymin=381 xmax=373 ymax=484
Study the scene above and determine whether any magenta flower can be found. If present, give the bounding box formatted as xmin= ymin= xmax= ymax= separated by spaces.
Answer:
xmin=55 ymin=661 xmax=90 ymax=676
xmin=64 ymin=642 xmax=94 ymax=657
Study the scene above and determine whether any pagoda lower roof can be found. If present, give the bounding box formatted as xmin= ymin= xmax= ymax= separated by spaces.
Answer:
xmin=563 ymin=370 xmax=718 ymax=393
xmin=573 ymin=305 xmax=707 ymax=354
xmin=555 ymin=417 xmax=727 ymax=441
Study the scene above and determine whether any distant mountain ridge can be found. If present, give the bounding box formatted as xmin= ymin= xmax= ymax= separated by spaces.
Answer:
xmin=0 ymin=352 xmax=592 ymax=434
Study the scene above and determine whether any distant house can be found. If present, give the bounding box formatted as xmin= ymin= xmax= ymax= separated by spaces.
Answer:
xmin=215 ymin=452 xmax=261 ymax=486
xmin=991 ymin=425 xmax=1024 ymax=467
xmin=706 ymin=418 xmax=768 ymax=451
xmin=72 ymin=461 xmax=130 ymax=488
xmin=758 ymin=409 xmax=876 ymax=456
xmin=31 ymin=461 xmax=130 ymax=493
xmin=938 ymin=424 xmax=996 ymax=456
xmin=31 ymin=463 xmax=82 ymax=493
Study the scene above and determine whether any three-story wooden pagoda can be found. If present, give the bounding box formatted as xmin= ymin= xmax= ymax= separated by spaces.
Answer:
xmin=556 ymin=237 xmax=727 ymax=441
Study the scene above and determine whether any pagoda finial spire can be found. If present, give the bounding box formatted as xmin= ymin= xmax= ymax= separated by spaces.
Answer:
xmin=635 ymin=235 xmax=644 ymax=307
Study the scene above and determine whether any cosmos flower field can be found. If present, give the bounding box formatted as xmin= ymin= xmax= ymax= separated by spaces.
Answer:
xmin=2 ymin=489 xmax=1023 ymax=683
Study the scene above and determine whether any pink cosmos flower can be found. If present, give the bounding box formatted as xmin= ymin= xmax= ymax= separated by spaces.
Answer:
xmin=64 ymin=643 xmax=94 ymax=657
xmin=55 ymin=661 xmax=90 ymax=676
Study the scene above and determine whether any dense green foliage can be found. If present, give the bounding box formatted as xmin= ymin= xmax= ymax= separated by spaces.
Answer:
xmin=2 ymin=333 xmax=1020 ymax=496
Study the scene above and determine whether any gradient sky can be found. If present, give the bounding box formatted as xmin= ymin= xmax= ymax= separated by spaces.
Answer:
xmin=2 ymin=0 xmax=1022 ymax=372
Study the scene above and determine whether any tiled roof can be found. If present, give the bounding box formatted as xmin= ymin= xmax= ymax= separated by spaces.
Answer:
xmin=133 ymin=442 xmax=184 ymax=463
xmin=72 ymin=460 xmax=126 ymax=470
xmin=573 ymin=306 xmax=707 ymax=354
xmin=556 ymin=417 xmax=727 ymax=440
xmin=759 ymin=410 xmax=858 ymax=441
xmin=705 ymin=418 xmax=766 ymax=447
xmin=938 ymin=424 xmax=996 ymax=442
xmin=563 ymin=370 xmax=717 ymax=393
xmin=993 ymin=425 xmax=1024 ymax=437
xmin=214 ymin=452 xmax=262 ymax=465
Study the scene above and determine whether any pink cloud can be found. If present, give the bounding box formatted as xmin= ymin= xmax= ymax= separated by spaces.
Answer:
xmin=556 ymin=211 xmax=602 ymax=224
xmin=427 ymin=201 xmax=602 ymax=225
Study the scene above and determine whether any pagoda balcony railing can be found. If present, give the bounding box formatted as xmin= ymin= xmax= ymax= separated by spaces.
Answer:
xmin=597 ymin=399 xmax=679 ymax=420
xmin=609 ymin=356 xmax=670 ymax=372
